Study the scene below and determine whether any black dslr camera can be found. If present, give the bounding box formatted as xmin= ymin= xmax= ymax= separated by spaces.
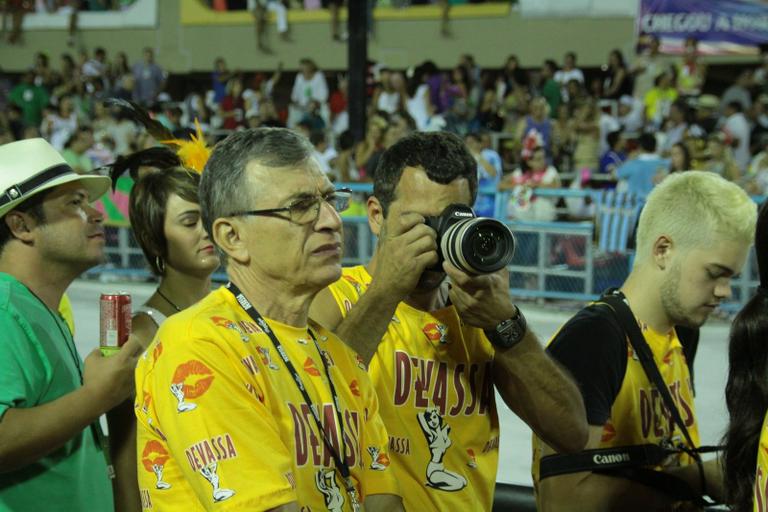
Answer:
xmin=424 ymin=204 xmax=515 ymax=275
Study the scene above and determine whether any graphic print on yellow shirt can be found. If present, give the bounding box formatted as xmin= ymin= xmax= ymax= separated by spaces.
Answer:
xmin=326 ymin=266 xmax=499 ymax=510
xmin=134 ymin=286 xmax=397 ymax=511
xmin=531 ymin=304 xmax=700 ymax=498
xmin=754 ymin=414 xmax=768 ymax=512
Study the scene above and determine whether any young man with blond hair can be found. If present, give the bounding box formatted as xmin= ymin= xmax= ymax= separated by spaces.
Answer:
xmin=532 ymin=171 xmax=757 ymax=511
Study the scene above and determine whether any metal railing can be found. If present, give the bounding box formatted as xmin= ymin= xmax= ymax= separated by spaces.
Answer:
xmin=88 ymin=184 xmax=761 ymax=311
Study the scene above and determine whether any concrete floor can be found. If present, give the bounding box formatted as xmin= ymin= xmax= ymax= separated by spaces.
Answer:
xmin=68 ymin=279 xmax=732 ymax=487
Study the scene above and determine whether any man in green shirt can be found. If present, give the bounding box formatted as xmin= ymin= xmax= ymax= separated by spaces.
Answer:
xmin=0 ymin=138 xmax=141 ymax=511
xmin=8 ymin=71 xmax=50 ymax=128
xmin=541 ymin=59 xmax=562 ymax=119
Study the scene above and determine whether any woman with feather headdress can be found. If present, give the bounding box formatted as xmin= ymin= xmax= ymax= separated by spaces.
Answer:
xmin=103 ymin=99 xmax=218 ymax=511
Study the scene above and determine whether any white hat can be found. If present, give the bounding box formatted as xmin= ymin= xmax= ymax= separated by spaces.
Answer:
xmin=0 ymin=138 xmax=111 ymax=218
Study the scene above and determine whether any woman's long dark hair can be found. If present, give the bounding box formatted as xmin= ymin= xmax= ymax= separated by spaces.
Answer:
xmin=723 ymin=200 xmax=768 ymax=511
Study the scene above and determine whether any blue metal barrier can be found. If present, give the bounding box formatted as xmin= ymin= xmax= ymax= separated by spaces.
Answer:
xmin=85 ymin=185 xmax=761 ymax=311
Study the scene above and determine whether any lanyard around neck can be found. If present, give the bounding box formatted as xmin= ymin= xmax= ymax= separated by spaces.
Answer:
xmin=225 ymin=282 xmax=359 ymax=504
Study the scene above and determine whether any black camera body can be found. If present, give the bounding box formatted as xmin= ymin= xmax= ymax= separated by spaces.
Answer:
xmin=424 ymin=204 xmax=515 ymax=275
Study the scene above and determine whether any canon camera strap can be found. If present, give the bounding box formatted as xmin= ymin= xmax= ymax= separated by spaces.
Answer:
xmin=539 ymin=291 xmax=721 ymax=505
xmin=226 ymin=282 xmax=361 ymax=511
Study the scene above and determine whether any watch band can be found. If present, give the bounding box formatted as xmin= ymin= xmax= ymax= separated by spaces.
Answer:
xmin=484 ymin=307 xmax=527 ymax=349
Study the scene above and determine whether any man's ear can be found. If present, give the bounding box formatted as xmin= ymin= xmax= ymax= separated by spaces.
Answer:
xmin=212 ymin=218 xmax=250 ymax=265
xmin=651 ymin=235 xmax=673 ymax=270
xmin=4 ymin=211 xmax=37 ymax=244
xmin=367 ymin=196 xmax=384 ymax=237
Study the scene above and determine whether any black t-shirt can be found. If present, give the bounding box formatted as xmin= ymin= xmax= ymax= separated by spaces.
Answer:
xmin=547 ymin=304 xmax=699 ymax=427
xmin=547 ymin=305 xmax=627 ymax=426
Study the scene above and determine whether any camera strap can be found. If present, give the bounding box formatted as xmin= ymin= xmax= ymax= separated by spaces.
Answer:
xmin=539 ymin=290 xmax=722 ymax=506
xmin=226 ymin=282 xmax=360 ymax=511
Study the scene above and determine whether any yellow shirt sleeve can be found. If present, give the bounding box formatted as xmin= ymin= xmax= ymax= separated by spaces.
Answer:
xmin=136 ymin=321 xmax=298 ymax=511
xmin=58 ymin=293 xmax=75 ymax=336
xmin=755 ymin=413 xmax=768 ymax=511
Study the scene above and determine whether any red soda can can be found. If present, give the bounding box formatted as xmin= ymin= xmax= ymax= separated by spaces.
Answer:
xmin=100 ymin=292 xmax=132 ymax=356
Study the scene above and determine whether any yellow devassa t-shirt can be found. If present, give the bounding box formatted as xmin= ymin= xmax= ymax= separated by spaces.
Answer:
xmin=326 ymin=266 xmax=499 ymax=511
xmin=532 ymin=312 xmax=700 ymax=503
xmin=753 ymin=414 xmax=768 ymax=511
xmin=134 ymin=286 xmax=398 ymax=511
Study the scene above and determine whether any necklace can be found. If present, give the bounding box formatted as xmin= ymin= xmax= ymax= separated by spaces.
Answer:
xmin=157 ymin=288 xmax=183 ymax=312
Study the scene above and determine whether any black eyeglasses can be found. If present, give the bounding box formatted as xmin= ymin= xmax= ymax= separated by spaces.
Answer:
xmin=226 ymin=188 xmax=352 ymax=225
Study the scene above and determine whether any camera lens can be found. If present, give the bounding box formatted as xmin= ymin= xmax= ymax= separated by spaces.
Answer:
xmin=441 ymin=218 xmax=515 ymax=275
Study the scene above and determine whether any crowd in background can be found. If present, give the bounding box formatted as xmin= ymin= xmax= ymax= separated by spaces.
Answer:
xmin=2 ymin=33 xmax=768 ymax=222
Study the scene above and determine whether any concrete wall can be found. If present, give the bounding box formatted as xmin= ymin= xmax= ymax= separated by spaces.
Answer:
xmin=0 ymin=1 xmax=754 ymax=74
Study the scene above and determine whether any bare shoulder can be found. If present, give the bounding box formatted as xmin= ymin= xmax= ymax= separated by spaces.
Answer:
xmin=131 ymin=312 xmax=159 ymax=350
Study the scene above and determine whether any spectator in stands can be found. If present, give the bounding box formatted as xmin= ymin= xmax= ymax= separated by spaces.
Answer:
xmin=373 ymin=68 xmax=404 ymax=115
xmin=471 ymin=72 xmax=503 ymax=132
xmin=131 ymin=47 xmax=165 ymax=107
xmin=62 ymin=126 xmax=95 ymax=173
xmin=570 ymin=99 xmax=600 ymax=173
xmin=563 ymin=78 xmax=588 ymax=113
xmin=602 ymin=49 xmax=632 ymax=100
xmin=289 ymin=58 xmax=329 ymax=127
xmin=723 ymin=100 xmax=752 ymax=170
xmin=552 ymin=103 xmax=574 ymax=171
xmin=329 ymin=73 xmax=348 ymax=134
xmin=110 ymin=51 xmax=132 ymax=96
xmin=443 ymin=65 xmax=471 ymax=133
xmin=220 ymin=77 xmax=245 ymax=130
xmin=659 ymin=99 xmax=691 ymax=155
xmin=704 ymin=132 xmax=741 ymax=182
xmin=676 ymin=37 xmax=707 ymax=97
xmin=310 ymin=130 xmax=586 ymax=512
xmin=9 ymin=71 xmax=50 ymax=129
xmin=692 ymin=94 xmax=720 ymax=135
xmin=466 ymin=131 xmax=501 ymax=217
xmin=499 ymin=54 xmax=528 ymax=99
xmin=515 ymin=97 xmax=552 ymax=160
xmin=555 ymin=52 xmax=585 ymax=102
xmin=615 ymin=132 xmax=667 ymax=199
xmin=354 ymin=114 xmax=387 ymax=179
xmin=253 ymin=0 xmax=289 ymax=51
xmin=405 ymin=63 xmax=432 ymax=131
xmin=309 ymin=129 xmax=337 ymax=178
xmin=533 ymin=171 xmax=754 ymax=511
xmin=598 ymin=129 xmax=627 ymax=177
xmin=644 ymin=71 xmax=678 ymax=129
xmin=321 ymin=0 xmax=345 ymax=40
xmin=41 ymin=94 xmax=78 ymax=150
xmin=540 ymin=59 xmax=561 ymax=119
xmin=211 ymin=57 xmax=233 ymax=105
xmin=755 ymin=47 xmax=768 ymax=96
xmin=82 ymin=47 xmax=109 ymax=84
xmin=615 ymin=95 xmax=642 ymax=136
xmin=667 ymin=141 xmax=693 ymax=173
xmin=502 ymin=145 xmax=561 ymax=222
xmin=32 ymin=52 xmax=57 ymax=90
xmin=4 ymin=0 xmax=27 ymax=45
xmin=631 ymin=33 xmax=672 ymax=100
xmin=720 ymin=69 xmax=753 ymax=114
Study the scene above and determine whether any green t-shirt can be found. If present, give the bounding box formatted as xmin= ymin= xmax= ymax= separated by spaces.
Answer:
xmin=0 ymin=274 xmax=113 ymax=512
xmin=8 ymin=84 xmax=49 ymax=128
xmin=542 ymin=78 xmax=561 ymax=119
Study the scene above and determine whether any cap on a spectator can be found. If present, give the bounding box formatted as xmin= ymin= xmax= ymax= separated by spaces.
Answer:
xmin=0 ymin=138 xmax=111 ymax=218
xmin=695 ymin=94 xmax=719 ymax=109
xmin=619 ymin=95 xmax=634 ymax=107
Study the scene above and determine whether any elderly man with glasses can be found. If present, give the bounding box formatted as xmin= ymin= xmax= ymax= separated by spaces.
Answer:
xmin=133 ymin=128 xmax=402 ymax=512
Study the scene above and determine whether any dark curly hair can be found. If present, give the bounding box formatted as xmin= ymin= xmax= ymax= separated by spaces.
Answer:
xmin=723 ymin=200 xmax=768 ymax=511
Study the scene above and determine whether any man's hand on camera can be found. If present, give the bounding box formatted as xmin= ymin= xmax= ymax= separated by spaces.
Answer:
xmin=370 ymin=208 xmax=438 ymax=302
xmin=444 ymin=261 xmax=516 ymax=330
